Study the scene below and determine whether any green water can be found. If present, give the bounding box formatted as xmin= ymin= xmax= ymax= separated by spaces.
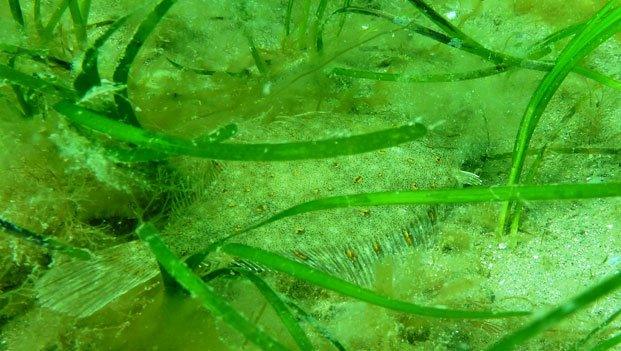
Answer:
xmin=0 ymin=0 xmax=620 ymax=350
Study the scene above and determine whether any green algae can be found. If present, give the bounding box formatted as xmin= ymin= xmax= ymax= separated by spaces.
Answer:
xmin=0 ymin=0 xmax=620 ymax=350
